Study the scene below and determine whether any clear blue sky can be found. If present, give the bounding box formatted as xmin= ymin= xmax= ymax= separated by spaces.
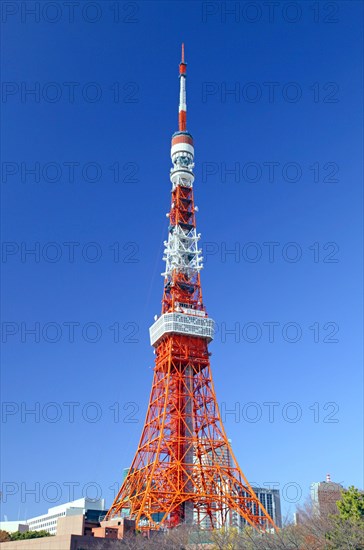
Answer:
xmin=1 ymin=1 xmax=363 ymax=522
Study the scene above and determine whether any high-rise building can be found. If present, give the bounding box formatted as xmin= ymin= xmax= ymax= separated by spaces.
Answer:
xmin=235 ymin=488 xmax=282 ymax=529
xmin=198 ymin=443 xmax=282 ymax=530
xmin=310 ymin=474 xmax=343 ymax=517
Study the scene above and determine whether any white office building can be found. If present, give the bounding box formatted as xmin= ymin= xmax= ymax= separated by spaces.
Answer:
xmin=26 ymin=497 xmax=105 ymax=536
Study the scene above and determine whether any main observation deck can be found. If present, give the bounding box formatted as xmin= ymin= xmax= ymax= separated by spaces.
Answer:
xmin=149 ymin=311 xmax=215 ymax=347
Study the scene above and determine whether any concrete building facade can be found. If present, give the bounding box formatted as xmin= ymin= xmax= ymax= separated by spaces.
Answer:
xmin=0 ymin=534 xmax=125 ymax=550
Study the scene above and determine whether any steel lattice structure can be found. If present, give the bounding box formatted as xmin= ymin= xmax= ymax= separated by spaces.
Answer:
xmin=106 ymin=46 xmax=277 ymax=533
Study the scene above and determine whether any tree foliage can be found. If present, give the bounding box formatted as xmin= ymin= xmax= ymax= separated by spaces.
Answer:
xmin=10 ymin=529 xmax=52 ymax=540
xmin=337 ymin=486 xmax=364 ymax=521
xmin=0 ymin=530 xmax=11 ymax=542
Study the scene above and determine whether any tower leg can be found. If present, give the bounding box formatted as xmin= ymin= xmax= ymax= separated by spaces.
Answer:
xmin=184 ymin=364 xmax=194 ymax=525
xmin=106 ymin=336 xmax=277 ymax=533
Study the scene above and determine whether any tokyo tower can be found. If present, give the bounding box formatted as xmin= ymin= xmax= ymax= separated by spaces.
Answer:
xmin=106 ymin=45 xmax=276 ymax=533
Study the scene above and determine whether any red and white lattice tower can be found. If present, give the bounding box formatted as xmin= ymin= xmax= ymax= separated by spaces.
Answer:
xmin=106 ymin=45 xmax=277 ymax=533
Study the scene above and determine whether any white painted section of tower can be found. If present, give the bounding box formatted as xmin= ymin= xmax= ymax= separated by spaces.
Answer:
xmin=162 ymin=225 xmax=203 ymax=277
xmin=179 ymin=75 xmax=187 ymax=113
xmin=171 ymin=142 xmax=194 ymax=158
xmin=170 ymin=168 xmax=195 ymax=188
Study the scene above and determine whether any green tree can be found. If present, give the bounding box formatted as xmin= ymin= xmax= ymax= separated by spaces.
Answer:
xmin=324 ymin=487 xmax=364 ymax=549
xmin=337 ymin=486 xmax=364 ymax=521
xmin=10 ymin=529 xmax=52 ymax=540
